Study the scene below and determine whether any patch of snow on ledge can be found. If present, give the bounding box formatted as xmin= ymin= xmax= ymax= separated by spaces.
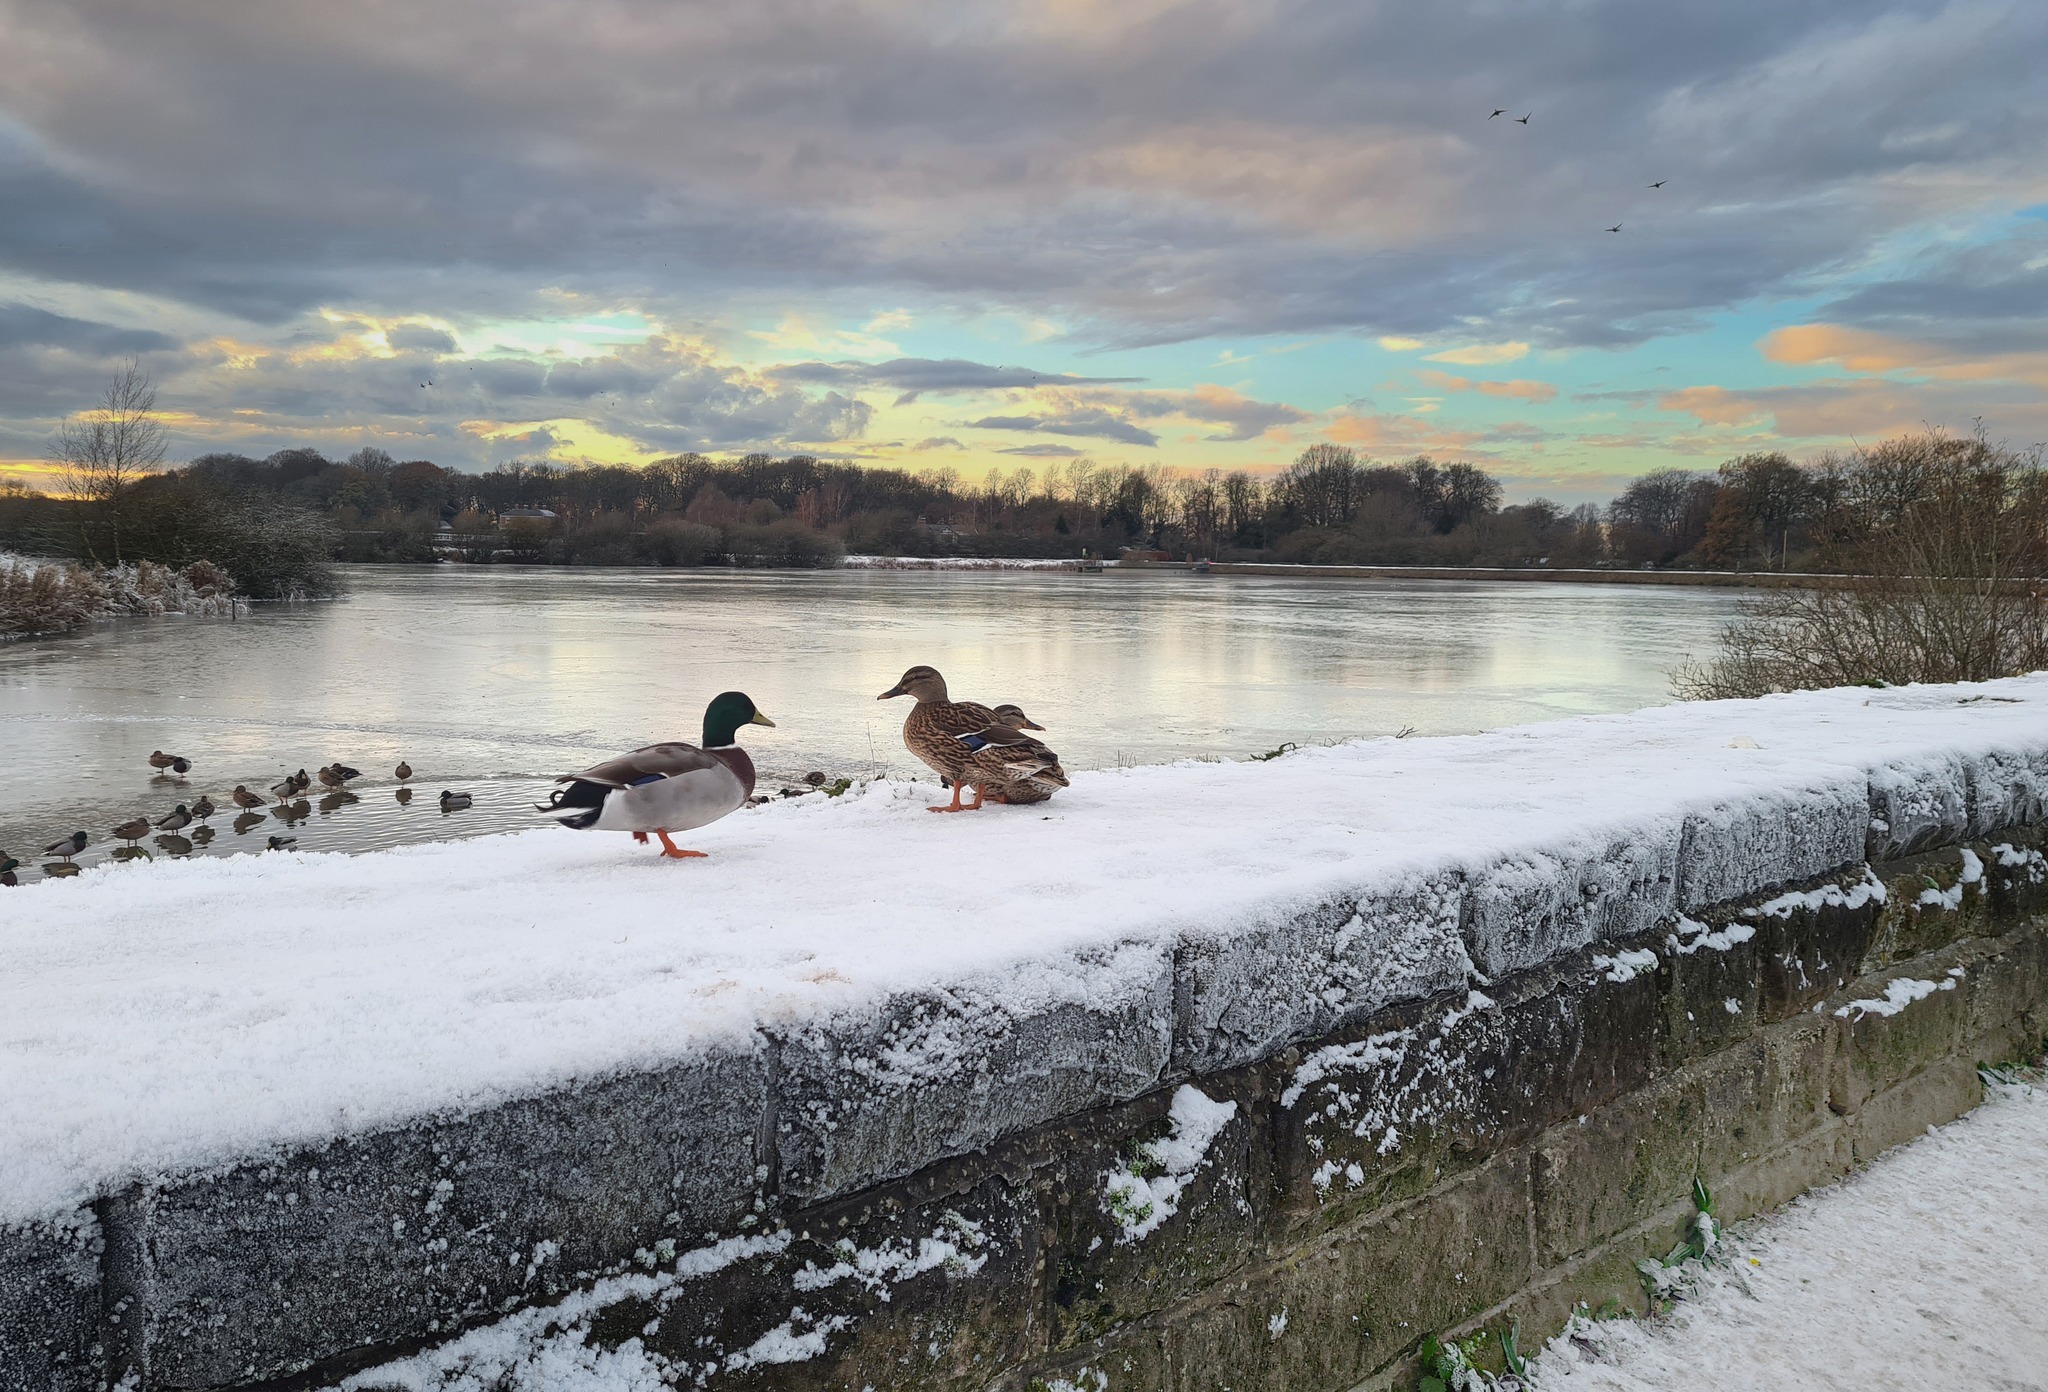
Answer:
xmin=1833 ymin=975 xmax=1958 ymax=1020
xmin=1102 ymin=1085 xmax=1238 ymax=1243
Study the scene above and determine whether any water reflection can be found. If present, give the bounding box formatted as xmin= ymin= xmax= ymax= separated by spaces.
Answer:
xmin=0 ymin=565 xmax=1740 ymax=880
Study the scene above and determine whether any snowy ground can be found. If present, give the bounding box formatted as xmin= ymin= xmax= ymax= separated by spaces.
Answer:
xmin=1534 ymin=1077 xmax=2048 ymax=1391
xmin=3 ymin=676 xmax=2046 ymax=1226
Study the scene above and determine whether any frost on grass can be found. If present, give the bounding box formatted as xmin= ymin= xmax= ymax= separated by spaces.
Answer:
xmin=789 ymin=1212 xmax=987 ymax=1297
xmin=1101 ymin=1085 xmax=1237 ymax=1242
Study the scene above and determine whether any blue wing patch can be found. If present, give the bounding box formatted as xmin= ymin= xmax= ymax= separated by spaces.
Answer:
xmin=956 ymin=733 xmax=990 ymax=751
xmin=627 ymin=773 xmax=667 ymax=786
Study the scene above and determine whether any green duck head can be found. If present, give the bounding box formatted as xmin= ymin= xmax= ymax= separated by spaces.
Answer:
xmin=703 ymin=691 xmax=775 ymax=748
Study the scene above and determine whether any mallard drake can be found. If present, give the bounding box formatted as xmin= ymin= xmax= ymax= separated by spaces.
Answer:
xmin=190 ymin=794 xmax=216 ymax=821
xmin=0 ymin=868 xmax=17 ymax=887
xmin=154 ymin=805 xmax=192 ymax=833
xmin=0 ymin=853 xmax=19 ymax=879
xmin=266 ymin=835 xmax=296 ymax=850
xmin=270 ymin=775 xmax=297 ymax=803
xmin=439 ymin=790 xmax=473 ymax=812
xmin=170 ymin=757 xmax=192 ymax=776
xmin=111 ymin=818 xmax=151 ymax=846
xmin=877 ymin=665 xmax=996 ymax=813
xmin=539 ymin=691 xmax=775 ymax=857
xmin=43 ymin=831 xmax=87 ymax=861
xmin=957 ymin=705 xmax=1070 ymax=809
xmin=394 ymin=760 xmax=413 ymax=782
xmin=231 ymin=785 xmax=266 ymax=811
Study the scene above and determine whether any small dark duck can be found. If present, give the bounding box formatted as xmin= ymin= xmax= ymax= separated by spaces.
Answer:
xmin=190 ymin=794 xmax=217 ymax=821
xmin=394 ymin=760 xmax=413 ymax=782
xmin=540 ymin=692 xmax=774 ymax=857
xmin=877 ymin=665 xmax=996 ymax=813
xmin=43 ymin=831 xmax=88 ymax=861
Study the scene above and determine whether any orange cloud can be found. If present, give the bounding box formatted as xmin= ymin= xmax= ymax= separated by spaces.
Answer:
xmin=1762 ymin=322 xmax=2048 ymax=386
xmin=1416 ymin=369 xmax=1557 ymax=402
xmin=1656 ymin=386 xmax=1767 ymax=426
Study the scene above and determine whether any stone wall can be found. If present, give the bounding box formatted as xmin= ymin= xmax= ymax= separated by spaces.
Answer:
xmin=5 ymin=822 xmax=2045 ymax=1391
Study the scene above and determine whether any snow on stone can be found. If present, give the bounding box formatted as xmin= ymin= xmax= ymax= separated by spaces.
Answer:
xmin=5 ymin=675 xmax=2048 ymax=1224
xmin=1532 ymin=1082 xmax=2048 ymax=1390
xmin=789 ymin=1214 xmax=986 ymax=1296
xmin=1741 ymin=865 xmax=1888 ymax=920
xmin=1592 ymin=947 xmax=1659 ymax=982
xmin=335 ymin=1231 xmax=790 ymax=1391
xmin=1101 ymin=1085 xmax=1237 ymax=1242
xmin=1832 ymin=975 xmax=1958 ymax=1020
xmin=1665 ymin=918 xmax=1755 ymax=955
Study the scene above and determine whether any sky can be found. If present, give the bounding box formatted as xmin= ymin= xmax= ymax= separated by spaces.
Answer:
xmin=2 ymin=0 xmax=2046 ymax=504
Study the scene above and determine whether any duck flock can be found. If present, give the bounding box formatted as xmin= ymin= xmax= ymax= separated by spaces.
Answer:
xmin=0 ymin=754 xmax=476 ymax=885
xmin=1 ymin=663 xmax=1065 ymax=883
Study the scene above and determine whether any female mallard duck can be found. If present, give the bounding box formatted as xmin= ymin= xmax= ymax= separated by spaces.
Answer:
xmin=540 ymin=691 xmax=775 ymax=857
xmin=190 ymin=793 xmax=216 ymax=821
xmin=230 ymin=785 xmax=266 ymax=811
xmin=957 ymin=704 xmax=1070 ymax=809
xmin=877 ymin=665 xmax=997 ymax=812
xmin=111 ymin=817 xmax=151 ymax=846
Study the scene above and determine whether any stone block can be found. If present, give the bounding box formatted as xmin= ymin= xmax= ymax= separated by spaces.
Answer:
xmin=1170 ymin=872 xmax=1473 ymax=1077
xmin=1826 ymin=958 xmax=1969 ymax=1115
xmin=1866 ymin=755 xmax=1969 ymax=859
xmin=1673 ymin=778 xmax=1867 ymax=911
xmin=1959 ymin=928 xmax=2047 ymax=1065
xmin=1862 ymin=848 xmax=1993 ymax=971
xmin=0 ymin=1214 xmax=102 ymax=1392
xmin=1850 ymin=1057 xmax=1982 ymax=1162
xmin=1962 ymin=745 xmax=2048 ymax=839
xmin=1042 ymin=1079 xmax=1260 ymax=1351
xmin=1656 ymin=919 xmax=1761 ymax=1072
xmin=1530 ymin=1022 xmax=1830 ymax=1266
xmin=638 ymin=1167 xmax=1043 ymax=1391
xmin=130 ymin=1045 xmax=768 ymax=1389
xmin=1982 ymin=827 xmax=2048 ymax=927
xmin=1460 ymin=831 xmax=1679 ymax=980
xmin=1746 ymin=884 xmax=1882 ymax=1022
xmin=1272 ymin=954 xmax=1658 ymax=1240
xmin=775 ymin=943 xmax=1174 ymax=1203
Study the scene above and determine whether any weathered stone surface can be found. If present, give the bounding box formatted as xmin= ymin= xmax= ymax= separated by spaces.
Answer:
xmin=1041 ymin=1077 xmax=1261 ymax=1351
xmin=1862 ymin=847 xmax=1992 ymax=971
xmin=1271 ymin=952 xmax=1658 ymax=1240
xmin=1530 ymin=1022 xmax=1830 ymax=1266
xmin=1746 ymin=884 xmax=1882 ymax=1022
xmin=1674 ymin=779 xmax=1867 ymax=911
xmin=1460 ymin=832 xmax=1680 ymax=978
xmin=775 ymin=943 xmax=1174 ymax=1203
xmin=0 ymin=1215 xmax=101 ymax=1392
xmin=641 ymin=1169 xmax=1043 ymax=1391
xmin=1867 ymin=754 xmax=1971 ymax=859
xmin=1961 ymin=746 xmax=2048 ymax=840
xmin=1849 ymin=1057 xmax=1982 ymax=1161
xmin=130 ymin=1046 xmax=768 ymax=1388
xmin=1655 ymin=919 xmax=1761 ymax=1071
xmin=1982 ymin=826 xmax=2048 ymax=927
xmin=1826 ymin=954 xmax=1969 ymax=1115
xmin=1170 ymin=873 xmax=1473 ymax=1077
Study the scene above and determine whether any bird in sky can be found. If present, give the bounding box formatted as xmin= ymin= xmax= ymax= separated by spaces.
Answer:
xmin=1605 ymin=223 xmax=1624 ymax=233
xmin=1648 ymin=180 xmax=1666 ymax=189
xmin=1489 ymin=108 xmax=1506 ymax=119
xmin=1515 ymin=113 xmax=1531 ymax=124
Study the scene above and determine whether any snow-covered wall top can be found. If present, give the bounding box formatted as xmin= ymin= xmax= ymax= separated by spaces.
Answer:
xmin=5 ymin=676 xmax=2047 ymax=1226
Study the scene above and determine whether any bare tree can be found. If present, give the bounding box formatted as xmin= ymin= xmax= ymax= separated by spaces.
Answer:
xmin=1675 ymin=430 xmax=2048 ymax=699
xmin=49 ymin=360 xmax=168 ymax=563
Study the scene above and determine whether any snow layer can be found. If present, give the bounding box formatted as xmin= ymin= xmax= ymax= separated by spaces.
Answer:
xmin=4 ymin=676 xmax=2048 ymax=1224
xmin=1101 ymin=1085 xmax=1238 ymax=1242
xmin=1534 ymin=1079 xmax=2048 ymax=1390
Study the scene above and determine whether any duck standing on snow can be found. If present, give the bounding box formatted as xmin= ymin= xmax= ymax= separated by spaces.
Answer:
xmin=877 ymin=665 xmax=997 ymax=813
xmin=958 ymin=704 xmax=1070 ymax=808
xmin=539 ymin=691 xmax=775 ymax=857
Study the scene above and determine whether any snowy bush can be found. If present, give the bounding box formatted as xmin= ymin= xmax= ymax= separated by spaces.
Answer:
xmin=1 ymin=551 xmax=245 ymax=639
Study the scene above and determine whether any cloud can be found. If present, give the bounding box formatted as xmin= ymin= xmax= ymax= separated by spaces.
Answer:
xmin=1422 ymin=342 xmax=1531 ymax=366
xmin=1377 ymin=337 xmax=1425 ymax=352
xmin=385 ymin=324 xmax=459 ymax=354
xmin=773 ymin=357 xmax=1142 ymax=404
xmin=997 ymin=443 xmax=1090 ymax=457
xmin=1416 ymin=369 xmax=1558 ymax=402
xmin=968 ymin=409 xmax=1160 ymax=447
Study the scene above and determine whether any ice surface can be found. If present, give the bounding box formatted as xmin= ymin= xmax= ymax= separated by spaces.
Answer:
xmin=5 ymin=674 xmax=2047 ymax=1225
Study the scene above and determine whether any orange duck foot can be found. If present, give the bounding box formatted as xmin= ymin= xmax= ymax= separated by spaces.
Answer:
xmin=655 ymin=831 xmax=708 ymax=858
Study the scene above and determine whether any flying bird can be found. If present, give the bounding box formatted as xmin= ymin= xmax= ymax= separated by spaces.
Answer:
xmin=1515 ymin=113 xmax=1531 ymax=125
xmin=1605 ymin=223 xmax=1623 ymax=233
xmin=1648 ymin=180 xmax=1666 ymax=189
xmin=1489 ymin=109 xmax=1506 ymax=119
